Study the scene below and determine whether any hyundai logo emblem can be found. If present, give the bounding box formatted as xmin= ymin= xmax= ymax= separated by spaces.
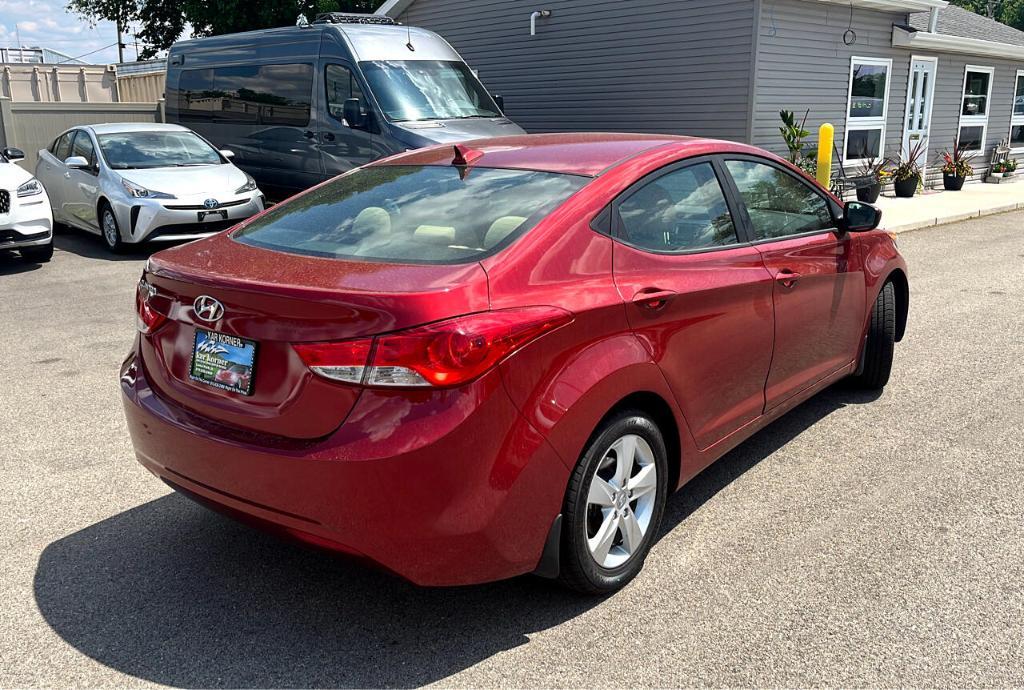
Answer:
xmin=203 ymin=198 xmax=220 ymax=209
xmin=193 ymin=295 xmax=225 ymax=323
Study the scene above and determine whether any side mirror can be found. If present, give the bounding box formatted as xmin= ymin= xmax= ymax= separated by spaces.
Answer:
xmin=343 ymin=98 xmax=365 ymax=130
xmin=2 ymin=147 xmax=25 ymax=161
xmin=219 ymin=149 xmax=235 ymax=159
xmin=841 ymin=201 xmax=882 ymax=233
xmin=64 ymin=155 xmax=90 ymax=170
xmin=494 ymin=94 xmax=505 ymax=113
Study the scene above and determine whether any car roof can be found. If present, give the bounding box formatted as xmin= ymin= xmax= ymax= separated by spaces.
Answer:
xmin=85 ymin=123 xmax=191 ymax=135
xmin=376 ymin=133 xmax=726 ymax=176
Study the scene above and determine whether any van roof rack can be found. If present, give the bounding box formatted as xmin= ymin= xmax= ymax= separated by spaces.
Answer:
xmin=312 ymin=13 xmax=398 ymax=25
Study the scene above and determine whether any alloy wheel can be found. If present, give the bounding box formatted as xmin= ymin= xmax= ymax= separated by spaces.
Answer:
xmin=585 ymin=434 xmax=658 ymax=569
xmin=102 ymin=210 xmax=119 ymax=247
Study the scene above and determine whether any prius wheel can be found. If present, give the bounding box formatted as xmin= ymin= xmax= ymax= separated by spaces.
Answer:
xmin=559 ymin=411 xmax=668 ymax=594
xmin=100 ymin=204 xmax=125 ymax=253
xmin=849 ymin=281 xmax=896 ymax=390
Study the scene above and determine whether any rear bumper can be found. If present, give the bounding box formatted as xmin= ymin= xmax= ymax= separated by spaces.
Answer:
xmin=119 ymin=347 xmax=569 ymax=586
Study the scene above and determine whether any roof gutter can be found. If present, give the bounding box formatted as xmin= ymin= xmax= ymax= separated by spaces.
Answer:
xmin=893 ymin=24 xmax=1024 ymax=59
xmin=803 ymin=0 xmax=947 ymax=12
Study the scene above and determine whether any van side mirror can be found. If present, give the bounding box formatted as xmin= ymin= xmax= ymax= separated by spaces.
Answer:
xmin=841 ymin=201 xmax=881 ymax=233
xmin=2 ymin=147 xmax=25 ymax=161
xmin=219 ymin=149 xmax=235 ymax=159
xmin=494 ymin=94 xmax=505 ymax=113
xmin=64 ymin=155 xmax=90 ymax=170
xmin=343 ymin=98 xmax=366 ymax=130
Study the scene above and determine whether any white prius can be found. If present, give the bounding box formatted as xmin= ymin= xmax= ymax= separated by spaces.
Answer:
xmin=35 ymin=123 xmax=265 ymax=252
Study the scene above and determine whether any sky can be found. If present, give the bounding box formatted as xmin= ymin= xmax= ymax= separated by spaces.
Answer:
xmin=0 ymin=0 xmax=148 ymax=64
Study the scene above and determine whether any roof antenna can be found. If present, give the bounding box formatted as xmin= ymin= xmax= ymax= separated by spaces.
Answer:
xmin=296 ymin=13 xmax=309 ymax=27
xmin=406 ymin=23 xmax=415 ymax=51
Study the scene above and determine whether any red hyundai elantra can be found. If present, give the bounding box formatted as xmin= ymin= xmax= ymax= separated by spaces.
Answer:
xmin=121 ymin=133 xmax=908 ymax=593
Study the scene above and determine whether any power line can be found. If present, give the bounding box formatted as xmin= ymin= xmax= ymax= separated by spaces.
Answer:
xmin=56 ymin=41 xmax=120 ymax=63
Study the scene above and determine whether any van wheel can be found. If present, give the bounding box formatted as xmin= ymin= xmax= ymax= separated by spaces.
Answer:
xmin=850 ymin=281 xmax=896 ymax=390
xmin=100 ymin=204 xmax=125 ymax=253
xmin=559 ymin=410 xmax=668 ymax=595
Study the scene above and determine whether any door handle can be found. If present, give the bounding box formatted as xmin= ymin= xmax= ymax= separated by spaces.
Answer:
xmin=64 ymin=172 xmax=71 ymax=179
xmin=775 ymin=270 xmax=802 ymax=287
xmin=322 ymin=132 xmax=336 ymax=142
xmin=632 ymin=289 xmax=676 ymax=310
xmin=302 ymin=130 xmax=316 ymax=139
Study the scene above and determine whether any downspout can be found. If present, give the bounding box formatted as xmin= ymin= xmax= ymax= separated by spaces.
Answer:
xmin=928 ymin=7 xmax=939 ymax=32
xmin=530 ymin=10 xmax=551 ymax=36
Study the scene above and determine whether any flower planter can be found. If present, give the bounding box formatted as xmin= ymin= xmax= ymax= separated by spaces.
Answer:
xmin=856 ymin=183 xmax=882 ymax=203
xmin=893 ymin=176 xmax=919 ymax=198
xmin=943 ymin=174 xmax=966 ymax=191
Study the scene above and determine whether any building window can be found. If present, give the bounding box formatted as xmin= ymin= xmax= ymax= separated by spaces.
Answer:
xmin=844 ymin=57 xmax=891 ymax=163
xmin=959 ymin=66 xmax=994 ymax=153
xmin=1011 ymin=70 xmax=1024 ymax=152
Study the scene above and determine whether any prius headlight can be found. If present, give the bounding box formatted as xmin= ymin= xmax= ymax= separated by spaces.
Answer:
xmin=120 ymin=177 xmax=175 ymax=199
xmin=16 ymin=178 xmax=44 ymax=197
xmin=234 ymin=173 xmax=258 ymax=194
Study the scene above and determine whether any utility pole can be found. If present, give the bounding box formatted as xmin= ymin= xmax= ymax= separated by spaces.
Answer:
xmin=116 ymin=18 xmax=125 ymax=63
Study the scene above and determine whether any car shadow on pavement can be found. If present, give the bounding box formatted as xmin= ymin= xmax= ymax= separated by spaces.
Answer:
xmin=33 ymin=384 xmax=879 ymax=688
xmin=0 ymin=250 xmax=44 ymax=275
xmin=53 ymin=227 xmax=156 ymax=261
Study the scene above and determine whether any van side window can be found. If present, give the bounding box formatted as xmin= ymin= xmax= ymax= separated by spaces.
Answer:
xmin=325 ymin=65 xmax=366 ymax=126
xmin=175 ymin=64 xmax=313 ymax=127
xmin=176 ymin=68 xmax=214 ymax=122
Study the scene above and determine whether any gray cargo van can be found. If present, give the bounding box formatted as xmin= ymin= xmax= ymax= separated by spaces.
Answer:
xmin=165 ymin=13 xmax=525 ymax=198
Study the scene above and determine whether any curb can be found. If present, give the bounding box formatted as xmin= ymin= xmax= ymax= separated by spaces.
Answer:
xmin=887 ymin=201 xmax=1024 ymax=234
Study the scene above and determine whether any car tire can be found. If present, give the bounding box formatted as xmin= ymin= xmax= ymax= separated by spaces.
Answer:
xmin=850 ymin=280 xmax=896 ymax=390
xmin=20 ymin=238 xmax=54 ymax=263
xmin=100 ymin=203 xmax=125 ymax=254
xmin=559 ymin=410 xmax=669 ymax=595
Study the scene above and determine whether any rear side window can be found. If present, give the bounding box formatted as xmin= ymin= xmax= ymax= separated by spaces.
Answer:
xmin=174 ymin=64 xmax=313 ymax=127
xmin=725 ymin=160 xmax=834 ymax=240
xmin=233 ymin=165 xmax=589 ymax=264
xmin=617 ymin=162 xmax=738 ymax=252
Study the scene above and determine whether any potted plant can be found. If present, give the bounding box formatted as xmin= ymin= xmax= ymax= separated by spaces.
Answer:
xmin=854 ymin=156 xmax=886 ymax=203
xmin=991 ymin=161 xmax=1006 ymax=178
xmin=940 ymin=138 xmax=975 ymax=191
xmin=1006 ymin=158 xmax=1018 ymax=177
xmin=889 ymin=140 xmax=926 ymax=198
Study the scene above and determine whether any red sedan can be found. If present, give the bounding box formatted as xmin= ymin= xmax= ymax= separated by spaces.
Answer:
xmin=121 ymin=133 xmax=908 ymax=593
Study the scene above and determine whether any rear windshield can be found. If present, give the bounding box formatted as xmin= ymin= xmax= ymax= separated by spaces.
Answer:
xmin=233 ymin=165 xmax=589 ymax=263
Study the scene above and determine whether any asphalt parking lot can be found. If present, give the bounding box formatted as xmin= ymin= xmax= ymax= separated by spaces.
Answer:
xmin=2 ymin=214 xmax=1023 ymax=688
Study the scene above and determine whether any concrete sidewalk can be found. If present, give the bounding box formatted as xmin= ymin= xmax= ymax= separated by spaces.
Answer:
xmin=872 ymin=178 xmax=1024 ymax=233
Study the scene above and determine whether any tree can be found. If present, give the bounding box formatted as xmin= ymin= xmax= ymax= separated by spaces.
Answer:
xmin=68 ymin=0 xmax=383 ymax=59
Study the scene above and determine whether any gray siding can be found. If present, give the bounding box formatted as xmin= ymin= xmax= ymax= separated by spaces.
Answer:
xmin=928 ymin=54 xmax=1024 ymax=179
xmin=752 ymin=0 xmax=1024 ymax=180
xmin=751 ymin=0 xmax=910 ymax=165
xmin=399 ymin=0 xmax=755 ymax=141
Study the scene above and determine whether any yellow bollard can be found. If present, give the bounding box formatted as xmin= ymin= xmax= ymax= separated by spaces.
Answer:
xmin=817 ymin=123 xmax=834 ymax=188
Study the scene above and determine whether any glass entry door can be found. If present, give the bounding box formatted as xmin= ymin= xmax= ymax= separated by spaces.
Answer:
xmin=903 ymin=57 xmax=937 ymax=169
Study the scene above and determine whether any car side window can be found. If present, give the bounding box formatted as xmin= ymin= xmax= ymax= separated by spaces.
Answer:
xmin=724 ymin=159 xmax=834 ymax=240
xmin=52 ymin=132 xmax=74 ymax=161
xmin=70 ymin=131 xmax=96 ymax=169
xmin=325 ymin=64 xmax=367 ymax=126
xmin=616 ymin=162 xmax=739 ymax=252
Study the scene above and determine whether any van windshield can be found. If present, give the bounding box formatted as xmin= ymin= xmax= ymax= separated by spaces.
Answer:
xmin=360 ymin=60 xmax=502 ymax=122
xmin=233 ymin=165 xmax=589 ymax=264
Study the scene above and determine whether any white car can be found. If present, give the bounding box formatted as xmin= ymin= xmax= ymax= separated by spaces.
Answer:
xmin=35 ymin=123 xmax=265 ymax=253
xmin=0 ymin=146 xmax=54 ymax=263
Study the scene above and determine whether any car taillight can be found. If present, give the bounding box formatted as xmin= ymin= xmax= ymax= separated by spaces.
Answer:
xmin=292 ymin=306 xmax=573 ymax=388
xmin=135 ymin=277 xmax=167 ymax=334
